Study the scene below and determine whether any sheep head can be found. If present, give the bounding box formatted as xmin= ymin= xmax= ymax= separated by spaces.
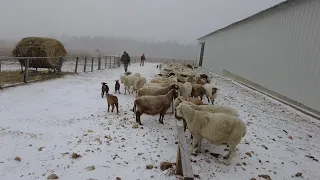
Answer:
xmin=120 ymin=76 xmax=125 ymax=84
xmin=174 ymin=103 xmax=184 ymax=120
xmin=172 ymin=89 xmax=180 ymax=99
xmin=101 ymin=82 xmax=107 ymax=85
xmin=212 ymin=87 xmax=218 ymax=95
xmin=169 ymin=83 xmax=180 ymax=90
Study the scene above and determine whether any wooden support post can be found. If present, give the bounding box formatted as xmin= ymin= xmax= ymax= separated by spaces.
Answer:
xmin=84 ymin=57 xmax=87 ymax=72
xmin=0 ymin=59 xmax=1 ymax=72
xmin=75 ymin=57 xmax=79 ymax=73
xmin=113 ymin=57 xmax=116 ymax=68
xmin=24 ymin=59 xmax=29 ymax=83
xmin=109 ymin=57 xmax=112 ymax=69
xmin=91 ymin=57 xmax=94 ymax=72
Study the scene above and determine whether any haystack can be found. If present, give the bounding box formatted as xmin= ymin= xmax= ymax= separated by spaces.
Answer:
xmin=12 ymin=37 xmax=67 ymax=71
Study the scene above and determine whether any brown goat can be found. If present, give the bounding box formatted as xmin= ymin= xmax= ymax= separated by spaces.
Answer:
xmin=106 ymin=94 xmax=119 ymax=114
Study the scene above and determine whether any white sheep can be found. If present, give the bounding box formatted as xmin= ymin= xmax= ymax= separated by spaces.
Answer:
xmin=177 ymin=82 xmax=192 ymax=98
xmin=133 ymin=77 xmax=147 ymax=93
xmin=120 ymin=74 xmax=139 ymax=95
xmin=175 ymin=103 xmax=247 ymax=165
xmin=134 ymin=89 xmax=180 ymax=125
xmin=181 ymin=101 xmax=239 ymax=117
xmin=203 ymin=84 xmax=218 ymax=104
xmin=143 ymin=82 xmax=171 ymax=88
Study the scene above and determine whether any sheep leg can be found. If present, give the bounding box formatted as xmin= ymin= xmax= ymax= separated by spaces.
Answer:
xmin=136 ymin=111 xmax=143 ymax=125
xmin=159 ymin=113 xmax=164 ymax=124
xmin=207 ymin=96 xmax=210 ymax=103
xmin=124 ymin=86 xmax=127 ymax=95
xmin=101 ymin=90 xmax=104 ymax=98
xmin=190 ymin=135 xmax=201 ymax=154
xmin=116 ymin=103 xmax=119 ymax=114
xmin=223 ymin=143 xmax=236 ymax=166
xmin=107 ymin=104 xmax=110 ymax=112
xmin=111 ymin=104 xmax=115 ymax=112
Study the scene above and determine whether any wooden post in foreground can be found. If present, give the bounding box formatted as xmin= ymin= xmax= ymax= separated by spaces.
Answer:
xmin=176 ymin=121 xmax=194 ymax=180
xmin=24 ymin=59 xmax=29 ymax=83
xmin=75 ymin=57 xmax=79 ymax=73
xmin=91 ymin=57 xmax=94 ymax=72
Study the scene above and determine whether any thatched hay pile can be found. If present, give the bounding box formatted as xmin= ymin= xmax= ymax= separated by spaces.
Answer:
xmin=12 ymin=37 xmax=67 ymax=71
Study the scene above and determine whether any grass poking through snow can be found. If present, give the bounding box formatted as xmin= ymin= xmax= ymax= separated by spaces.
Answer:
xmin=0 ymin=70 xmax=72 ymax=85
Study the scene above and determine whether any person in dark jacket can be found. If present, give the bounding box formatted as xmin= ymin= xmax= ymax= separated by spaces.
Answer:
xmin=140 ymin=53 xmax=146 ymax=66
xmin=120 ymin=51 xmax=130 ymax=72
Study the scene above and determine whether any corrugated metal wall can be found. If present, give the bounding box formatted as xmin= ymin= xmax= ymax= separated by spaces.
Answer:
xmin=200 ymin=0 xmax=320 ymax=112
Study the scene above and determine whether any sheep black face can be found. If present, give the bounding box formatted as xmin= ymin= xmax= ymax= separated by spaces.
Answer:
xmin=101 ymin=82 xmax=109 ymax=98
xmin=115 ymin=80 xmax=121 ymax=94
xmin=170 ymin=84 xmax=179 ymax=90
xmin=212 ymin=87 xmax=218 ymax=95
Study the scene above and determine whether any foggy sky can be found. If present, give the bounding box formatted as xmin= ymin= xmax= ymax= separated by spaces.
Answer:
xmin=1 ymin=0 xmax=284 ymax=44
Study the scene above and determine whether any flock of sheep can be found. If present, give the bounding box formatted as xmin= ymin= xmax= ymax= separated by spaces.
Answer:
xmin=111 ymin=62 xmax=247 ymax=166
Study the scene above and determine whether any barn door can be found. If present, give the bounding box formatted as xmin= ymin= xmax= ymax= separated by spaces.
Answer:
xmin=199 ymin=43 xmax=205 ymax=66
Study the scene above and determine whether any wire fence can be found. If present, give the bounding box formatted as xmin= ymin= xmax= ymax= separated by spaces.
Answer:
xmin=0 ymin=55 xmax=197 ymax=88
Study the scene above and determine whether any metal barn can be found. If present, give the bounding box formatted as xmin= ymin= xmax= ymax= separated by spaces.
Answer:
xmin=197 ymin=0 xmax=320 ymax=117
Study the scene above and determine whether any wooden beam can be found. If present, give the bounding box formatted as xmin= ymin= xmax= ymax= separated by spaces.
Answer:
xmin=176 ymin=121 xmax=194 ymax=179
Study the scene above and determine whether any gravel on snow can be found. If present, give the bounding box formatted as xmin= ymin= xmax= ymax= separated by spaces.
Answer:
xmin=0 ymin=63 xmax=319 ymax=180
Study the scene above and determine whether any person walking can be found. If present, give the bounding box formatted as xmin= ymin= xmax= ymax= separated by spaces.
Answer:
xmin=120 ymin=51 xmax=130 ymax=72
xmin=140 ymin=53 xmax=146 ymax=66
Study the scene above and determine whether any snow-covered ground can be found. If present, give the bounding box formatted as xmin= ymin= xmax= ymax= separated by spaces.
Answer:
xmin=0 ymin=63 xmax=319 ymax=180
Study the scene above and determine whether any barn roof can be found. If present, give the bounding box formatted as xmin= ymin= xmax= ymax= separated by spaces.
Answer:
xmin=197 ymin=0 xmax=299 ymax=40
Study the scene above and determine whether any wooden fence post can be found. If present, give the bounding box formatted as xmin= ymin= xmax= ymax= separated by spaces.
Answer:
xmin=91 ymin=57 xmax=94 ymax=72
xmin=84 ymin=57 xmax=87 ymax=72
xmin=113 ymin=57 xmax=116 ymax=68
xmin=109 ymin=57 xmax=112 ymax=69
xmin=24 ymin=58 xmax=29 ymax=83
xmin=105 ymin=56 xmax=107 ymax=69
xmin=98 ymin=56 xmax=101 ymax=70
xmin=0 ymin=60 xmax=2 ymax=89
xmin=75 ymin=57 xmax=79 ymax=73
xmin=58 ymin=56 xmax=63 ymax=72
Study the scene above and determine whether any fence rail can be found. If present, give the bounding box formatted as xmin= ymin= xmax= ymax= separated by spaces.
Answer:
xmin=0 ymin=55 xmax=196 ymax=89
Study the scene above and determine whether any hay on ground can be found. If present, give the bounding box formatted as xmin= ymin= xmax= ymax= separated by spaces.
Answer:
xmin=12 ymin=37 xmax=67 ymax=71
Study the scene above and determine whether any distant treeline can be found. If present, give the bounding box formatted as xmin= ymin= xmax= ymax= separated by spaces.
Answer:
xmin=58 ymin=35 xmax=198 ymax=60
xmin=0 ymin=36 xmax=199 ymax=60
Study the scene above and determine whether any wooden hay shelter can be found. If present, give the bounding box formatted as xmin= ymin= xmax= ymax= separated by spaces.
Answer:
xmin=12 ymin=37 xmax=67 ymax=72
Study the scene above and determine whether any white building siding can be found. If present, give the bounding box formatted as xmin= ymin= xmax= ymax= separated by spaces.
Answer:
xmin=201 ymin=0 xmax=320 ymax=112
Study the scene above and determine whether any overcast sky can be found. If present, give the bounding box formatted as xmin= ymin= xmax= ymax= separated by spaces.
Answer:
xmin=1 ymin=0 xmax=284 ymax=44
